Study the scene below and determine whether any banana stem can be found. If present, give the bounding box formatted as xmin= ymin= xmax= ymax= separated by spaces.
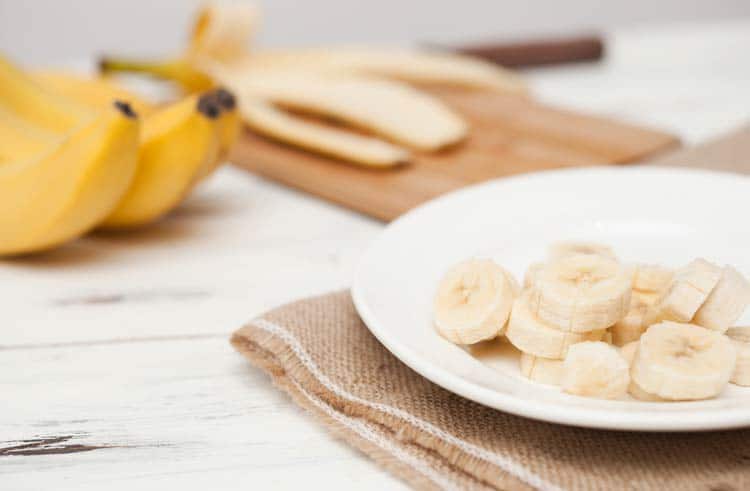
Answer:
xmin=98 ymin=57 xmax=213 ymax=92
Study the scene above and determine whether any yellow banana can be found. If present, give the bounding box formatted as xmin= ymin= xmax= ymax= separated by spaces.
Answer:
xmin=0 ymin=54 xmax=92 ymax=133
xmin=0 ymin=101 xmax=139 ymax=255
xmin=100 ymin=93 xmax=222 ymax=229
xmin=195 ymin=87 xmax=239 ymax=180
xmin=213 ymin=88 xmax=240 ymax=160
xmin=33 ymin=70 xmax=154 ymax=116
xmin=34 ymin=69 xmax=236 ymax=178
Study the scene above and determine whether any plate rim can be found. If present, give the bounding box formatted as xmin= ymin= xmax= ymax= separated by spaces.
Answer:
xmin=352 ymin=165 xmax=750 ymax=432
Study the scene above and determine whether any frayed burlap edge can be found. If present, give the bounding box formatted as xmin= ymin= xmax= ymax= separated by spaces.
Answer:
xmin=231 ymin=323 xmax=533 ymax=491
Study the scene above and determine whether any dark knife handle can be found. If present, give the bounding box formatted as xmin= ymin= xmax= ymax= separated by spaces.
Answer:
xmin=435 ymin=34 xmax=605 ymax=68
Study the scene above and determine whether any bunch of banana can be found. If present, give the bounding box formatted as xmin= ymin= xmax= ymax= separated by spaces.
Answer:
xmin=0 ymin=55 xmax=138 ymax=255
xmin=99 ymin=2 xmax=527 ymax=168
xmin=433 ymin=241 xmax=750 ymax=401
xmin=0 ymin=53 xmax=239 ymax=255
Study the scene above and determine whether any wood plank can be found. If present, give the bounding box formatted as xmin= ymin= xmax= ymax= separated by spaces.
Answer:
xmin=0 ymin=337 xmax=408 ymax=491
xmin=232 ymin=87 xmax=679 ymax=221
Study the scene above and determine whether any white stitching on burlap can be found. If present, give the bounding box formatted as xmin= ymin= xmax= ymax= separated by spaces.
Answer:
xmin=289 ymin=377 xmax=458 ymax=490
xmin=251 ymin=318 xmax=562 ymax=491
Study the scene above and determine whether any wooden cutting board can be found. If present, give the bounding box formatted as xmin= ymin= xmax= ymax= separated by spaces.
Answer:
xmin=231 ymin=87 xmax=679 ymax=221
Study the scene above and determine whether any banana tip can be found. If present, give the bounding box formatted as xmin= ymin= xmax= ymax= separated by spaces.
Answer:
xmin=214 ymin=88 xmax=236 ymax=110
xmin=197 ymin=94 xmax=221 ymax=119
xmin=98 ymin=57 xmax=113 ymax=74
xmin=114 ymin=100 xmax=137 ymax=119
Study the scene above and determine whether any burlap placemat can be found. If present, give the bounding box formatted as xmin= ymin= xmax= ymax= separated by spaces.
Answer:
xmin=231 ymin=290 xmax=750 ymax=491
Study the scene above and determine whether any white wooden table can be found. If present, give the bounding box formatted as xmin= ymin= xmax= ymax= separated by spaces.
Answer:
xmin=3 ymin=21 xmax=750 ymax=490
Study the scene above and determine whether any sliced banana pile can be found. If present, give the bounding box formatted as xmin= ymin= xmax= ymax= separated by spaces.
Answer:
xmin=433 ymin=242 xmax=750 ymax=401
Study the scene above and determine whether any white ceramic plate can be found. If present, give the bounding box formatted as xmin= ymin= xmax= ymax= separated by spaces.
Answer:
xmin=352 ymin=166 xmax=750 ymax=431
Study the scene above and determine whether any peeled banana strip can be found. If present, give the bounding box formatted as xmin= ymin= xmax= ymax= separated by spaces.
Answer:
xmin=547 ymin=241 xmax=616 ymax=261
xmin=215 ymin=68 xmax=467 ymax=151
xmin=240 ymin=99 xmax=409 ymax=167
xmin=561 ymin=341 xmax=629 ymax=399
xmin=519 ymin=353 xmax=563 ymax=386
xmin=185 ymin=3 xmax=526 ymax=94
xmin=610 ymin=295 xmax=654 ymax=346
xmin=243 ymin=47 xmax=528 ymax=94
xmin=726 ymin=327 xmax=750 ymax=386
xmin=433 ymin=259 xmax=517 ymax=345
xmin=505 ymin=295 xmax=605 ymax=359
xmin=692 ymin=266 xmax=750 ymax=332
xmin=631 ymin=321 xmax=736 ymax=400
xmin=631 ymin=264 xmax=673 ymax=293
xmin=527 ymin=253 xmax=631 ymax=332
xmin=656 ymin=258 xmax=722 ymax=323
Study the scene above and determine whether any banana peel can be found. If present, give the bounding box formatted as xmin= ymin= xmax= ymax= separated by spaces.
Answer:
xmin=97 ymin=2 xmax=527 ymax=167
xmin=216 ymin=68 xmax=467 ymax=151
xmin=241 ymin=99 xmax=409 ymax=167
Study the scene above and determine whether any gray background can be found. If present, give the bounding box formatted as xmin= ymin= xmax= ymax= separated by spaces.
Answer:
xmin=1 ymin=0 xmax=749 ymax=64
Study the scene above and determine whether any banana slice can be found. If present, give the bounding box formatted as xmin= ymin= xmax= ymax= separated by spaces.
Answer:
xmin=548 ymin=241 xmax=616 ymax=261
xmin=523 ymin=262 xmax=544 ymax=290
xmin=631 ymin=264 xmax=673 ymax=293
xmin=726 ymin=327 xmax=750 ymax=386
xmin=505 ymin=296 xmax=605 ymax=359
xmin=656 ymin=258 xmax=721 ymax=323
xmin=519 ymin=353 xmax=563 ymax=386
xmin=433 ymin=259 xmax=516 ymax=345
xmin=611 ymin=295 xmax=654 ymax=346
xmin=527 ymin=254 xmax=631 ymax=332
xmin=692 ymin=266 xmax=750 ymax=333
xmin=619 ymin=341 xmax=666 ymax=401
xmin=631 ymin=321 xmax=736 ymax=400
xmin=562 ymin=341 xmax=629 ymax=399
